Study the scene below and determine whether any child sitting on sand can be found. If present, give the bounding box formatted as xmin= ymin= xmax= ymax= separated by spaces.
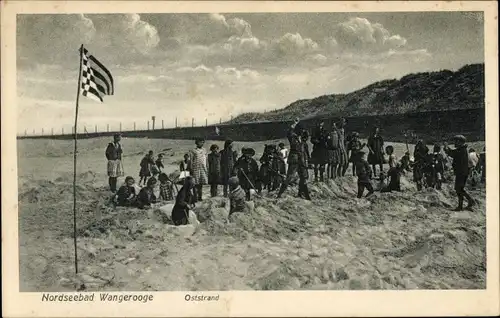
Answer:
xmin=139 ymin=150 xmax=155 ymax=186
xmin=115 ymin=176 xmax=137 ymax=207
xmin=355 ymin=151 xmax=374 ymax=198
xmin=171 ymin=176 xmax=196 ymax=226
xmin=136 ymin=177 xmax=158 ymax=209
xmin=158 ymin=173 xmax=175 ymax=201
xmin=228 ymin=176 xmax=247 ymax=216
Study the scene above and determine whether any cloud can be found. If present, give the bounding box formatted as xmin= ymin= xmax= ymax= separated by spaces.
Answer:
xmin=273 ymin=33 xmax=319 ymax=57
xmin=90 ymin=14 xmax=160 ymax=55
xmin=17 ymin=14 xmax=96 ymax=65
xmin=335 ymin=17 xmax=407 ymax=51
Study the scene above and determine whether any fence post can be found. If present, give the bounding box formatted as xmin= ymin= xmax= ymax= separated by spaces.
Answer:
xmin=25 ymin=129 xmax=27 ymax=136
xmin=107 ymin=124 xmax=110 ymax=132
xmin=120 ymin=122 xmax=122 ymax=132
xmin=134 ymin=122 xmax=136 ymax=131
xmin=62 ymin=127 xmax=64 ymax=135
xmin=147 ymin=121 xmax=150 ymax=130
xmin=95 ymin=125 xmax=97 ymax=133
xmin=162 ymin=119 xmax=164 ymax=129
xmin=175 ymin=117 xmax=178 ymax=128
xmin=192 ymin=118 xmax=194 ymax=127
xmin=206 ymin=118 xmax=208 ymax=127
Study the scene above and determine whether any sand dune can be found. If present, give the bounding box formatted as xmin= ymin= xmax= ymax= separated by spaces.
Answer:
xmin=17 ymin=137 xmax=486 ymax=291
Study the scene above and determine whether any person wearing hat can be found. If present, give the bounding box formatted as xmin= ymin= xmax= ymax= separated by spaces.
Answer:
xmin=347 ymin=132 xmax=366 ymax=176
xmin=233 ymin=147 xmax=260 ymax=200
xmin=171 ymin=176 xmax=197 ymax=226
xmin=354 ymin=150 xmax=374 ymax=198
xmin=444 ymin=135 xmax=475 ymax=211
xmin=277 ymin=119 xmax=311 ymax=200
xmin=105 ymin=133 xmax=124 ymax=193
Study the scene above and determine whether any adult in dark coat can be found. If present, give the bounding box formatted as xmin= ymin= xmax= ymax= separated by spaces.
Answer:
xmin=105 ymin=134 xmax=124 ymax=193
xmin=219 ymin=139 xmax=238 ymax=197
xmin=208 ymin=144 xmax=222 ymax=197
xmin=444 ymin=135 xmax=475 ymax=211
xmin=310 ymin=121 xmax=330 ymax=182
xmin=171 ymin=176 xmax=196 ymax=226
xmin=367 ymin=127 xmax=384 ymax=178
xmin=277 ymin=119 xmax=311 ymax=200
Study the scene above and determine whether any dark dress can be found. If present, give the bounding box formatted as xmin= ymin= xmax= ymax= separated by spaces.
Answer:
xmin=367 ymin=135 xmax=384 ymax=165
xmin=171 ymin=186 xmax=196 ymax=226
xmin=311 ymin=127 xmax=329 ymax=165
xmin=116 ymin=185 xmax=136 ymax=206
xmin=207 ymin=152 xmax=222 ymax=185
xmin=139 ymin=155 xmax=155 ymax=177
xmin=220 ymin=148 xmax=238 ymax=184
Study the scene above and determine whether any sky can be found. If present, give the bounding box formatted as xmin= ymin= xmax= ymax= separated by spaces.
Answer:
xmin=16 ymin=12 xmax=484 ymax=134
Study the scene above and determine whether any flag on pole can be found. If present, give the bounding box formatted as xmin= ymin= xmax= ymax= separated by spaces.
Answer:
xmin=80 ymin=47 xmax=114 ymax=102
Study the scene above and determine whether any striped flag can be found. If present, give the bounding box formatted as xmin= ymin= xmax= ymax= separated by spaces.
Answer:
xmin=80 ymin=47 xmax=114 ymax=102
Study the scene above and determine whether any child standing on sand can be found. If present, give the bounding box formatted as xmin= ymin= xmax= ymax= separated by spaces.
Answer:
xmin=139 ymin=150 xmax=155 ymax=186
xmin=189 ymin=138 xmax=208 ymax=202
xmin=355 ymin=151 xmax=374 ymax=198
xmin=152 ymin=154 xmax=164 ymax=178
xmin=208 ymin=144 xmax=221 ymax=197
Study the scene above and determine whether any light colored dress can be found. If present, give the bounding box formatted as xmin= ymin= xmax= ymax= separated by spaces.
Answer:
xmin=189 ymin=147 xmax=208 ymax=185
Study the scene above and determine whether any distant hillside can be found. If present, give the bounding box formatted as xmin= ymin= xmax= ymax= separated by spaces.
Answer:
xmin=228 ymin=63 xmax=484 ymax=124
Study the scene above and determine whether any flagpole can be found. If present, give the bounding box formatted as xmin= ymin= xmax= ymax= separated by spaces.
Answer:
xmin=73 ymin=44 xmax=84 ymax=275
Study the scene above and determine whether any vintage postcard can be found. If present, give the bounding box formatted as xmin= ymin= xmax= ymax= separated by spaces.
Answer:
xmin=2 ymin=1 xmax=499 ymax=317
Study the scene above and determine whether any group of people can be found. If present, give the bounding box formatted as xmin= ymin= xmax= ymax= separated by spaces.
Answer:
xmin=104 ymin=117 xmax=485 ymax=226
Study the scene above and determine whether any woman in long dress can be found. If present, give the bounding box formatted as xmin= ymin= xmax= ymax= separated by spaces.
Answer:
xmin=367 ymin=127 xmax=385 ymax=178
